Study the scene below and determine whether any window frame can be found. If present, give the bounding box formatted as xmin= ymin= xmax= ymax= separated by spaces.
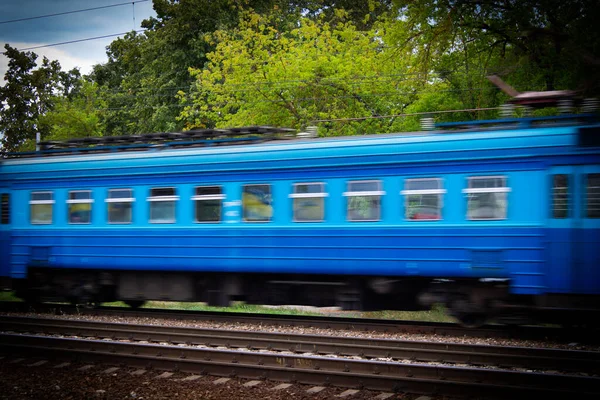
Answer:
xmin=551 ymin=174 xmax=569 ymax=219
xmin=289 ymin=182 xmax=328 ymax=223
xmin=343 ymin=180 xmax=384 ymax=222
xmin=586 ymin=173 xmax=600 ymax=219
xmin=106 ymin=188 xmax=135 ymax=224
xmin=401 ymin=178 xmax=445 ymax=221
xmin=192 ymin=185 xmax=225 ymax=223
xmin=242 ymin=183 xmax=273 ymax=223
xmin=462 ymin=176 xmax=510 ymax=221
xmin=30 ymin=191 xmax=55 ymax=225
xmin=1 ymin=193 xmax=9 ymax=225
xmin=148 ymin=187 xmax=179 ymax=224
xmin=67 ymin=190 xmax=94 ymax=225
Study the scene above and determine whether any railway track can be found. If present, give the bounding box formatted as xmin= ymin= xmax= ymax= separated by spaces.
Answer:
xmin=1 ymin=315 xmax=599 ymax=398
xmin=1 ymin=301 xmax=597 ymax=342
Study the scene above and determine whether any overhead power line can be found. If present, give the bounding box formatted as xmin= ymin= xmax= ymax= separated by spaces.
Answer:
xmin=0 ymin=0 xmax=150 ymax=25
xmin=1 ymin=30 xmax=146 ymax=55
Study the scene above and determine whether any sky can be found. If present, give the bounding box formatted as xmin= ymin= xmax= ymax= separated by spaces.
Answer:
xmin=0 ymin=0 xmax=156 ymax=82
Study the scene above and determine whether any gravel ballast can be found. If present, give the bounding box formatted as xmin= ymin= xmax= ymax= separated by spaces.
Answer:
xmin=0 ymin=359 xmax=461 ymax=400
xmin=1 ymin=311 xmax=597 ymax=351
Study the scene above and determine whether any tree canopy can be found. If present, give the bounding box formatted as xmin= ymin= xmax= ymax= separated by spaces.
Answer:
xmin=0 ymin=44 xmax=82 ymax=153
xmin=1 ymin=0 xmax=598 ymax=151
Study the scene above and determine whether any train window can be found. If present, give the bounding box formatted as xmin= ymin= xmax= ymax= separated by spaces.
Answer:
xmin=193 ymin=186 xmax=224 ymax=223
xmin=402 ymin=178 xmax=445 ymax=221
xmin=552 ymin=175 xmax=569 ymax=219
xmin=290 ymin=182 xmax=327 ymax=222
xmin=344 ymin=180 xmax=384 ymax=222
xmin=587 ymin=174 xmax=600 ymax=218
xmin=1 ymin=194 xmax=9 ymax=224
xmin=242 ymin=184 xmax=272 ymax=222
xmin=463 ymin=176 xmax=509 ymax=220
xmin=148 ymin=187 xmax=178 ymax=223
xmin=30 ymin=191 xmax=54 ymax=224
xmin=67 ymin=191 xmax=93 ymax=224
xmin=107 ymin=189 xmax=134 ymax=224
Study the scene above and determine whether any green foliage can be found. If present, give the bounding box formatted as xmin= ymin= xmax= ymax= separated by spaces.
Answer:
xmin=393 ymin=0 xmax=600 ymax=94
xmin=37 ymin=81 xmax=106 ymax=141
xmin=0 ymin=44 xmax=81 ymax=153
xmin=4 ymin=0 xmax=598 ymax=150
xmin=0 ymin=291 xmax=23 ymax=302
xmin=90 ymin=0 xmax=325 ymax=136
xmin=362 ymin=303 xmax=453 ymax=322
xmin=179 ymin=10 xmax=428 ymax=134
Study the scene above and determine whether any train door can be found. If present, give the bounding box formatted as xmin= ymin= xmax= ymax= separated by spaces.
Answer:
xmin=548 ymin=166 xmax=600 ymax=294
xmin=0 ymin=192 xmax=10 ymax=288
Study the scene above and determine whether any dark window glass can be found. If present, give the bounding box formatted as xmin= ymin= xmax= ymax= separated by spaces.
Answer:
xmin=108 ymin=189 xmax=133 ymax=224
xmin=1 ymin=194 xmax=9 ymax=224
xmin=403 ymin=178 xmax=443 ymax=221
xmin=194 ymin=186 xmax=223 ymax=223
xmin=587 ymin=174 xmax=600 ymax=218
xmin=465 ymin=177 xmax=509 ymax=220
xmin=345 ymin=180 xmax=383 ymax=222
xmin=292 ymin=183 xmax=326 ymax=222
xmin=31 ymin=192 xmax=52 ymax=202
xmin=552 ymin=174 xmax=569 ymax=219
xmin=149 ymin=187 xmax=177 ymax=223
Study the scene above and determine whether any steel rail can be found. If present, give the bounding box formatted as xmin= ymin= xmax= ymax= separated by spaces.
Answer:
xmin=0 ymin=333 xmax=598 ymax=398
xmin=1 ymin=302 xmax=595 ymax=342
xmin=1 ymin=315 xmax=598 ymax=374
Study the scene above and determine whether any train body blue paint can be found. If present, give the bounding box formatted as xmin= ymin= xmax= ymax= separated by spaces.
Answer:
xmin=0 ymin=117 xmax=599 ymax=324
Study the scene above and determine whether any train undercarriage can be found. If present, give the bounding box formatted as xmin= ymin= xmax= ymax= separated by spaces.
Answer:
xmin=11 ymin=267 xmax=600 ymax=327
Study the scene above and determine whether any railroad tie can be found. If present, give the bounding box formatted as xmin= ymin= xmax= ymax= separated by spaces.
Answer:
xmin=336 ymin=389 xmax=359 ymax=397
xmin=178 ymin=375 xmax=202 ymax=381
xmin=102 ymin=367 xmax=119 ymax=374
xmin=28 ymin=360 xmax=48 ymax=367
xmin=130 ymin=369 xmax=146 ymax=376
xmin=271 ymin=383 xmax=293 ymax=390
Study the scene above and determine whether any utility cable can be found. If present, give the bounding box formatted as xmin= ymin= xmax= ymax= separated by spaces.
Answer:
xmin=0 ymin=0 xmax=150 ymax=25
xmin=1 ymin=30 xmax=146 ymax=54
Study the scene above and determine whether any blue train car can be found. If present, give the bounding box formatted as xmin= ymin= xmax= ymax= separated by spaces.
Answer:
xmin=0 ymin=117 xmax=599 ymax=325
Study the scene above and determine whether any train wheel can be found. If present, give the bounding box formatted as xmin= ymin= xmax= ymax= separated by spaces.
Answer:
xmin=449 ymin=295 xmax=489 ymax=328
xmin=455 ymin=312 xmax=488 ymax=328
xmin=125 ymin=300 xmax=146 ymax=309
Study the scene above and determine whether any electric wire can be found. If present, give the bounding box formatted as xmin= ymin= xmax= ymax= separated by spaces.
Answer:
xmin=1 ymin=30 xmax=146 ymax=55
xmin=0 ymin=1 xmax=150 ymax=25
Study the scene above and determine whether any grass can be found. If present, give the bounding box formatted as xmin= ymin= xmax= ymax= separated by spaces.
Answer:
xmin=102 ymin=300 xmax=324 ymax=316
xmin=361 ymin=303 xmax=455 ymax=323
xmin=103 ymin=300 xmax=453 ymax=322
xmin=2 ymin=291 xmax=453 ymax=322
xmin=0 ymin=291 xmax=23 ymax=302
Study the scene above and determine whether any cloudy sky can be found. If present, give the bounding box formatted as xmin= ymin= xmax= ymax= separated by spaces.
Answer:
xmin=0 ymin=0 xmax=156 ymax=81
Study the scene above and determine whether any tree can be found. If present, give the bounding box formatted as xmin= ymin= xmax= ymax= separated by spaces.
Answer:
xmin=0 ymin=44 xmax=81 ymax=153
xmin=90 ymin=0 xmax=296 ymax=136
xmin=393 ymin=0 xmax=600 ymax=94
xmin=179 ymin=10 xmax=433 ymax=135
xmin=88 ymin=0 xmax=396 ymax=136
xmin=37 ymin=81 xmax=105 ymax=142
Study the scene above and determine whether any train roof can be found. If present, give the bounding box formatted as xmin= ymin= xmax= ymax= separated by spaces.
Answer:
xmin=1 ymin=114 xmax=598 ymax=180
